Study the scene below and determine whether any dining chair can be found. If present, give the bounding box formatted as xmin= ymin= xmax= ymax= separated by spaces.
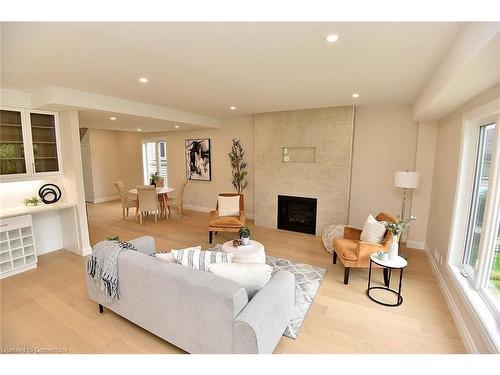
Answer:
xmin=167 ymin=181 xmax=188 ymax=216
xmin=114 ymin=181 xmax=138 ymax=219
xmin=136 ymin=185 xmax=159 ymax=224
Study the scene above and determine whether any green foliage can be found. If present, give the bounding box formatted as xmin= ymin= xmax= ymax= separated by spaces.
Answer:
xmin=22 ymin=197 xmax=42 ymax=206
xmin=239 ymin=225 xmax=251 ymax=238
xmin=150 ymin=172 xmax=160 ymax=182
xmin=0 ymin=144 xmax=16 ymax=159
xmin=385 ymin=216 xmax=417 ymax=236
xmin=228 ymin=138 xmax=248 ymax=194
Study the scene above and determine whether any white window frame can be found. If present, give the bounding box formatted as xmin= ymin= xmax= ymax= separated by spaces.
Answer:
xmin=448 ymin=98 xmax=500 ymax=352
xmin=141 ymin=138 xmax=167 ymax=185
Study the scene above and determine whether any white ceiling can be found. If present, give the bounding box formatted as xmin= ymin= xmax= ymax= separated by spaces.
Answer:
xmin=0 ymin=22 xmax=463 ymax=118
xmin=78 ymin=110 xmax=200 ymax=132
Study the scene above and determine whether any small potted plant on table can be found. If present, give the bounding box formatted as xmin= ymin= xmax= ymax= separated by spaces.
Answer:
xmin=239 ymin=225 xmax=251 ymax=245
xmin=384 ymin=216 xmax=416 ymax=260
xmin=150 ymin=172 xmax=160 ymax=187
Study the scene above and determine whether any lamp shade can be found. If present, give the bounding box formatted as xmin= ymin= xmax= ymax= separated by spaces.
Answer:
xmin=394 ymin=171 xmax=420 ymax=189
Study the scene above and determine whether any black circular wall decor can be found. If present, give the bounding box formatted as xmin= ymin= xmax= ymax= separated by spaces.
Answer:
xmin=38 ymin=184 xmax=62 ymax=204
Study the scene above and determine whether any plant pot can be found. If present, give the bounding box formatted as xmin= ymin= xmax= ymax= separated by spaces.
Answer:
xmin=241 ymin=237 xmax=250 ymax=245
xmin=150 ymin=180 xmax=156 ymax=187
xmin=388 ymin=234 xmax=399 ymax=260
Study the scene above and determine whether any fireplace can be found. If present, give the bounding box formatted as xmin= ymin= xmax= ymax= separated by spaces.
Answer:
xmin=277 ymin=195 xmax=317 ymax=235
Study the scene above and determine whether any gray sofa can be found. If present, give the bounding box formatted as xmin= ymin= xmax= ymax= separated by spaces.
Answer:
xmin=85 ymin=236 xmax=295 ymax=354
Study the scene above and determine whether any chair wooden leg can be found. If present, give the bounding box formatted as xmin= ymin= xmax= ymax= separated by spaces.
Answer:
xmin=122 ymin=208 xmax=125 ymax=219
xmin=333 ymin=251 xmax=337 ymax=264
xmin=98 ymin=304 xmax=104 ymax=314
xmin=155 ymin=212 xmax=157 ymax=223
xmin=126 ymin=208 xmax=129 ymax=217
xmin=139 ymin=212 xmax=143 ymax=224
xmin=209 ymin=231 xmax=213 ymax=244
xmin=344 ymin=267 xmax=350 ymax=285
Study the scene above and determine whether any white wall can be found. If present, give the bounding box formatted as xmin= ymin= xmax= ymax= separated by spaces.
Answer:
xmin=349 ymin=105 xmax=419 ymax=229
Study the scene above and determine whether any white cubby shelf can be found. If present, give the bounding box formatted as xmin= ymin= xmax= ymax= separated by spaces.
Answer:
xmin=0 ymin=214 xmax=37 ymax=279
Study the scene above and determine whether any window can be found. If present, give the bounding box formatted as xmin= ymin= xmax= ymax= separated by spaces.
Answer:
xmin=463 ymin=124 xmax=496 ymax=274
xmin=461 ymin=120 xmax=500 ymax=317
xmin=142 ymin=140 xmax=167 ymax=184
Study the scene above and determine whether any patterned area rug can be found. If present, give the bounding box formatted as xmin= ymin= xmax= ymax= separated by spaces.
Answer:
xmin=266 ymin=255 xmax=327 ymax=339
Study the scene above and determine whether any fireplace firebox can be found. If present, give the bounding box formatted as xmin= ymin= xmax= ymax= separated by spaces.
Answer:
xmin=277 ymin=195 xmax=317 ymax=235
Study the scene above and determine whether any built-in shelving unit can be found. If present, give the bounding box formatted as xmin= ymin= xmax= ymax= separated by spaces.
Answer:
xmin=0 ymin=215 xmax=37 ymax=279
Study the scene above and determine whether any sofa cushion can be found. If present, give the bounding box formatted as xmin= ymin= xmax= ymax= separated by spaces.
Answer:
xmin=332 ymin=238 xmax=358 ymax=261
xmin=208 ymin=263 xmax=273 ymax=299
xmin=155 ymin=252 xmax=177 ymax=263
xmin=172 ymin=248 xmax=233 ymax=271
xmin=360 ymin=214 xmax=386 ymax=244
xmin=218 ymin=195 xmax=240 ymax=217
xmin=209 ymin=216 xmax=244 ymax=227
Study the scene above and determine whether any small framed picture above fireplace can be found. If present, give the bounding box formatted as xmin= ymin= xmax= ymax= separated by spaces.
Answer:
xmin=185 ymin=138 xmax=211 ymax=181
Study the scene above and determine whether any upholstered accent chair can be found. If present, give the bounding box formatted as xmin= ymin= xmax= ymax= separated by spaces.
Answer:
xmin=114 ymin=181 xmax=138 ymax=219
xmin=136 ymin=185 xmax=160 ymax=224
xmin=208 ymin=193 xmax=245 ymax=243
xmin=167 ymin=181 xmax=188 ymax=216
xmin=332 ymin=212 xmax=396 ymax=285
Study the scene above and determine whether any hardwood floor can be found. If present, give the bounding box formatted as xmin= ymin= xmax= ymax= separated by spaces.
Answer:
xmin=0 ymin=201 xmax=466 ymax=353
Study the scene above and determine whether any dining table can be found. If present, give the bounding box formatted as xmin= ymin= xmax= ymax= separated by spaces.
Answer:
xmin=129 ymin=186 xmax=175 ymax=219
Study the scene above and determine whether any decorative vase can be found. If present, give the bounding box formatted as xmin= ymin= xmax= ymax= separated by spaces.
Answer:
xmin=388 ymin=234 xmax=399 ymax=260
xmin=241 ymin=236 xmax=250 ymax=245
xmin=150 ymin=180 xmax=156 ymax=187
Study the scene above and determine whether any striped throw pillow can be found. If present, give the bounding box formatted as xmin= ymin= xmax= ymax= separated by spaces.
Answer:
xmin=171 ymin=248 xmax=233 ymax=271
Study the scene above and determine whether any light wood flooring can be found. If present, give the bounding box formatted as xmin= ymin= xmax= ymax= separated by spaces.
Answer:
xmin=0 ymin=201 xmax=466 ymax=353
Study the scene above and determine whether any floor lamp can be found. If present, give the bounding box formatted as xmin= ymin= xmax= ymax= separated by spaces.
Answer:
xmin=394 ymin=171 xmax=419 ymax=254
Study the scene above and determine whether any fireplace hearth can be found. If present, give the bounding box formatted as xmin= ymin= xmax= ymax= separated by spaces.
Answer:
xmin=277 ymin=195 xmax=317 ymax=235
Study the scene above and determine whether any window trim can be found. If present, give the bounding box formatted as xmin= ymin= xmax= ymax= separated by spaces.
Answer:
xmin=141 ymin=138 xmax=167 ymax=185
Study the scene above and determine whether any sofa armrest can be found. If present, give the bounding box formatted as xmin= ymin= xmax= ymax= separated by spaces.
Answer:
xmin=355 ymin=241 xmax=383 ymax=267
xmin=129 ymin=235 xmax=156 ymax=255
xmin=344 ymin=226 xmax=362 ymax=240
xmin=233 ymin=271 xmax=294 ymax=354
xmin=239 ymin=210 xmax=246 ymax=225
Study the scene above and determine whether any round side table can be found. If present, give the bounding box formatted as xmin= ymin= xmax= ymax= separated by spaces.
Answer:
xmin=367 ymin=253 xmax=407 ymax=307
xmin=221 ymin=240 xmax=266 ymax=264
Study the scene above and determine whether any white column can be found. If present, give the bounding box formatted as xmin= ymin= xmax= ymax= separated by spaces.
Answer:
xmin=58 ymin=111 xmax=91 ymax=256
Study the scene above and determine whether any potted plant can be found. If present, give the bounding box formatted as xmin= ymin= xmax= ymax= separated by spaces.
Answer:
xmin=150 ymin=172 xmax=160 ymax=187
xmin=22 ymin=197 xmax=42 ymax=206
xmin=239 ymin=225 xmax=251 ymax=245
xmin=228 ymin=138 xmax=248 ymax=194
xmin=384 ymin=216 xmax=417 ymax=260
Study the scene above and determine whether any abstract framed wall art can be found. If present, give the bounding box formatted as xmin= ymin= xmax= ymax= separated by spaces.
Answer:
xmin=185 ymin=138 xmax=211 ymax=181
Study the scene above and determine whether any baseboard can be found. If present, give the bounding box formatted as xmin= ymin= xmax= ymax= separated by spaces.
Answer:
xmin=406 ymin=240 xmax=425 ymax=250
xmin=183 ymin=203 xmax=254 ymax=219
xmin=423 ymin=245 xmax=478 ymax=353
xmin=93 ymin=195 xmax=120 ymax=203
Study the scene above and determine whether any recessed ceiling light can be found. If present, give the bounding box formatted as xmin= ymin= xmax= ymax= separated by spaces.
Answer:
xmin=326 ymin=34 xmax=340 ymax=43
xmin=230 ymin=106 xmax=236 ymax=111
xmin=138 ymin=77 xmax=148 ymax=83
xmin=352 ymin=93 xmax=360 ymax=98
xmin=137 ymin=128 xmax=142 ymax=131
xmin=174 ymin=125 xmax=180 ymax=129
xmin=110 ymin=117 xmax=117 ymax=120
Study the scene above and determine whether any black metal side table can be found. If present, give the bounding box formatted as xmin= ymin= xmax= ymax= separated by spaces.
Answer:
xmin=367 ymin=253 xmax=408 ymax=307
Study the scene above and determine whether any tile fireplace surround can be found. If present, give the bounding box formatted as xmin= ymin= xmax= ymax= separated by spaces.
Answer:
xmin=254 ymin=105 xmax=354 ymax=235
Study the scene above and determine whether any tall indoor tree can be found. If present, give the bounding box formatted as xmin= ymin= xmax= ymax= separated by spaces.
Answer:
xmin=228 ymin=138 xmax=248 ymax=194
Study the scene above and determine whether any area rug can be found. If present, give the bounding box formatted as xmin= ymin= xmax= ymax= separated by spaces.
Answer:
xmin=266 ymin=255 xmax=327 ymax=339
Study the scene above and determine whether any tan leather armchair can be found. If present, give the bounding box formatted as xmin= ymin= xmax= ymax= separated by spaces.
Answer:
xmin=333 ymin=212 xmax=396 ymax=285
xmin=208 ymin=193 xmax=245 ymax=243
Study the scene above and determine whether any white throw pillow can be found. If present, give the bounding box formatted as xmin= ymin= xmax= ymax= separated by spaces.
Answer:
xmin=218 ymin=195 xmax=240 ymax=217
xmin=171 ymin=247 xmax=233 ymax=271
xmin=207 ymin=263 xmax=273 ymax=299
xmin=155 ymin=252 xmax=177 ymax=263
xmin=360 ymin=214 xmax=386 ymax=244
